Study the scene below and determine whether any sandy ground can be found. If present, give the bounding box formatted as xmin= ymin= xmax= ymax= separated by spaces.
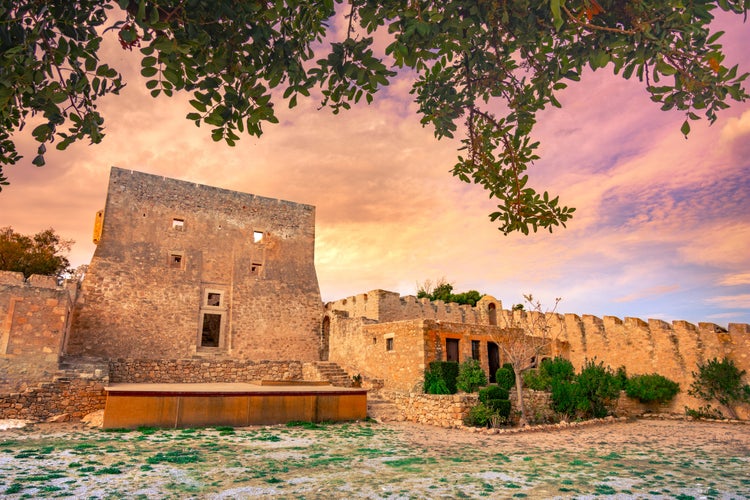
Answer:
xmin=1 ymin=417 xmax=749 ymax=498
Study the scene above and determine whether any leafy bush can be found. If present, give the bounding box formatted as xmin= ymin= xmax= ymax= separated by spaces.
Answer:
xmin=465 ymin=402 xmax=496 ymax=427
xmin=550 ymin=379 xmax=580 ymax=416
xmin=485 ymin=398 xmax=512 ymax=418
xmin=615 ymin=366 xmax=628 ymax=390
xmin=688 ymin=357 xmax=750 ymax=419
xmin=479 ymin=385 xmax=509 ymax=403
xmin=495 ymin=367 xmax=515 ymax=391
xmin=425 ymin=361 xmax=458 ymax=394
xmin=684 ymin=404 xmax=724 ymax=420
xmin=576 ymin=359 xmax=621 ymax=418
xmin=523 ymin=369 xmax=549 ymax=391
xmin=542 ymin=357 xmax=576 ymax=383
xmin=625 ymin=373 xmax=680 ymax=403
xmin=456 ymin=359 xmax=487 ymax=393
xmin=423 ymin=368 xmax=450 ymax=395
xmin=522 ymin=356 xmax=575 ymax=391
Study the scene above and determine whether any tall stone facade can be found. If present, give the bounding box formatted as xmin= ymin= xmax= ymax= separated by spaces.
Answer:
xmin=67 ymin=167 xmax=323 ymax=361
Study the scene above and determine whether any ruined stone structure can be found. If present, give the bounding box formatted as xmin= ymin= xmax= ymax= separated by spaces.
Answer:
xmin=67 ymin=167 xmax=322 ymax=361
xmin=0 ymin=272 xmax=77 ymax=392
xmin=326 ymin=290 xmax=750 ymax=418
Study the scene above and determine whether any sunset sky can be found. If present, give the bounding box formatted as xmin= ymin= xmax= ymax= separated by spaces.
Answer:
xmin=1 ymin=11 xmax=749 ymax=327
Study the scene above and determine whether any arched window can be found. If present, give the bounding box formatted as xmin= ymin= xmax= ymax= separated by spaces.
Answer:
xmin=488 ymin=303 xmax=497 ymax=326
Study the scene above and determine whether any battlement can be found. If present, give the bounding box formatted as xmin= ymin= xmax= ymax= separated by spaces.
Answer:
xmin=326 ymin=289 xmax=748 ymax=337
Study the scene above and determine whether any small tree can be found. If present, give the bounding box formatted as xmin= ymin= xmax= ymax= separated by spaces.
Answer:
xmin=0 ymin=227 xmax=72 ymax=279
xmin=688 ymin=358 xmax=750 ymax=420
xmin=491 ymin=294 xmax=562 ymax=426
xmin=625 ymin=374 xmax=680 ymax=404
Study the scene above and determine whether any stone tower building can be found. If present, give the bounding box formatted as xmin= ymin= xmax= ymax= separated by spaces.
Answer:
xmin=67 ymin=167 xmax=323 ymax=361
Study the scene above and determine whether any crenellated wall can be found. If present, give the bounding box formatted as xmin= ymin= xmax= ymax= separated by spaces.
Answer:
xmin=327 ymin=290 xmax=750 ymax=418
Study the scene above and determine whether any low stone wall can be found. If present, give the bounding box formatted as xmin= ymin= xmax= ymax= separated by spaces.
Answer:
xmin=383 ymin=391 xmax=478 ymax=428
xmin=380 ymin=389 xmax=663 ymax=428
xmin=108 ymin=359 xmax=304 ymax=383
xmin=0 ymin=378 xmax=106 ymax=421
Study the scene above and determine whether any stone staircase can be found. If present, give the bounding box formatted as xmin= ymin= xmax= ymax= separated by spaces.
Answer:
xmin=367 ymin=393 xmax=401 ymax=422
xmin=308 ymin=361 xmax=353 ymax=387
xmin=56 ymin=356 xmax=110 ymax=381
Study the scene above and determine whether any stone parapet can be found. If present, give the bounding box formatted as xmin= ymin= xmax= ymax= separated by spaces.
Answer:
xmin=108 ymin=358 xmax=304 ymax=384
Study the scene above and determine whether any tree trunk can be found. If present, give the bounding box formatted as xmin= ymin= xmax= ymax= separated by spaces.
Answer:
xmin=513 ymin=367 xmax=527 ymax=426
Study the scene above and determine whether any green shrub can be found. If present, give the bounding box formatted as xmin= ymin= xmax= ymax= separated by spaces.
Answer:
xmin=550 ymin=379 xmax=580 ymax=416
xmin=485 ymin=398 xmax=512 ymax=418
xmin=542 ymin=357 xmax=575 ymax=383
xmin=423 ymin=368 xmax=451 ymax=394
xmin=576 ymin=359 xmax=621 ymax=418
xmin=523 ymin=369 xmax=549 ymax=391
xmin=457 ymin=359 xmax=487 ymax=393
xmin=684 ymin=404 xmax=724 ymax=420
xmin=479 ymin=385 xmax=509 ymax=403
xmin=625 ymin=373 xmax=680 ymax=403
xmin=465 ymin=402 xmax=496 ymax=427
xmin=615 ymin=366 xmax=628 ymax=390
xmin=495 ymin=367 xmax=515 ymax=391
xmin=688 ymin=357 xmax=750 ymax=419
xmin=427 ymin=361 xmax=459 ymax=394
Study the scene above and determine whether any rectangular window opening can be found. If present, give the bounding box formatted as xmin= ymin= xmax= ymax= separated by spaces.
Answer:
xmin=251 ymin=263 xmax=262 ymax=274
xmin=253 ymin=231 xmax=264 ymax=243
xmin=386 ymin=337 xmax=394 ymax=351
xmin=172 ymin=218 xmax=185 ymax=230
xmin=201 ymin=313 xmax=222 ymax=347
xmin=206 ymin=292 xmax=222 ymax=307
xmin=471 ymin=340 xmax=481 ymax=361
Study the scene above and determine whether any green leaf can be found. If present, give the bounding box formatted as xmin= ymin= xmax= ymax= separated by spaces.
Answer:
xmin=681 ymin=120 xmax=690 ymax=136
xmin=141 ymin=67 xmax=158 ymax=78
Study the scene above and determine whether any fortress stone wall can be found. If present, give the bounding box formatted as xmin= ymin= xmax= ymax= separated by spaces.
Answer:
xmin=326 ymin=290 xmax=750 ymax=417
xmin=0 ymin=271 xmax=77 ymax=392
xmin=67 ymin=167 xmax=323 ymax=361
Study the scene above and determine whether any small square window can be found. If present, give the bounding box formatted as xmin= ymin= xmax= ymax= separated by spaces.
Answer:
xmin=386 ymin=338 xmax=394 ymax=352
xmin=169 ymin=253 xmax=183 ymax=269
xmin=253 ymin=231 xmax=264 ymax=243
xmin=251 ymin=263 xmax=262 ymax=274
xmin=172 ymin=218 xmax=185 ymax=230
xmin=206 ymin=292 xmax=221 ymax=307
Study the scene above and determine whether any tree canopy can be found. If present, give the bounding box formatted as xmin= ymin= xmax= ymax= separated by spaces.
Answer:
xmin=1 ymin=1 xmax=747 ymax=234
xmin=0 ymin=226 xmax=72 ymax=278
xmin=416 ymin=278 xmax=483 ymax=306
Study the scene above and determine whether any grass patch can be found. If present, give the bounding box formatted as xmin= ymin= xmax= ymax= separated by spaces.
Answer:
xmin=147 ymin=449 xmax=202 ymax=465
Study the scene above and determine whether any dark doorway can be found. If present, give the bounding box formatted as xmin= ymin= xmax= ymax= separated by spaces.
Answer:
xmin=201 ymin=313 xmax=222 ymax=347
xmin=446 ymin=338 xmax=460 ymax=362
xmin=487 ymin=342 xmax=500 ymax=383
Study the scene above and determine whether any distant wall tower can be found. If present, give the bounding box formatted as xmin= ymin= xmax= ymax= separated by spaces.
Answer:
xmin=67 ymin=167 xmax=323 ymax=361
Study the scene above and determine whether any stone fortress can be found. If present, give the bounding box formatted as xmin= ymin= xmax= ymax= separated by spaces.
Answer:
xmin=1 ymin=168 xmax=748 ymax=422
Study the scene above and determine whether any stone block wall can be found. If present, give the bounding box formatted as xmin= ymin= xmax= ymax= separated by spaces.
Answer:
xmin=68 ymin=167 xmax=322 ymax=362
xmin=0 ymin=271 xmax=76 ymax=392
xmin=0 ymin=378 xmax=106 ymax=420
xmin=108 ymin=358 xmax=303 ymax=383
xmin=328 ymin=318 xmax=429 ymax=392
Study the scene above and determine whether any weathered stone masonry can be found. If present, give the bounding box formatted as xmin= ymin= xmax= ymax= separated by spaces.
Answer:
xmin=0 ymin=271 xmax=77 ymax=392
xmin=67 ymin=167 xmax=323 ymax=362
xmin=327 ymin=290 xmax=750 ymax=418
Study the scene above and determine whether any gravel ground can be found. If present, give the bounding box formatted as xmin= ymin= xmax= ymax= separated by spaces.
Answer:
xmin=1 ymin=418 xmax=748 ymax=499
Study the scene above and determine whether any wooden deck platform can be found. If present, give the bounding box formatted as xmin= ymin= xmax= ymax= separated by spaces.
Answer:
xmin=102 ymin=382 xmax=368 ymax=429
